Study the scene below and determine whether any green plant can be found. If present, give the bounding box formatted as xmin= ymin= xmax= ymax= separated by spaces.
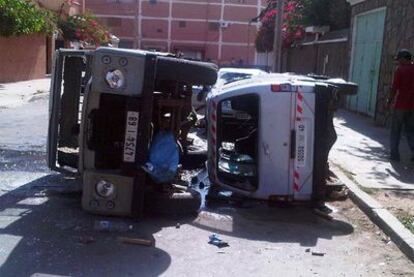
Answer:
xmin=301 ymin=0 xmax=350 ymax=30
xmin=0 ymin=0 xmax=56 ymax=36
xmin=255 ymin=0 xmax=307 ymax=52
xmin=398 ymin=214 xmax=414 ymax=234
xmin=254 ymin=0 xmax=351 ymax=52
xmin=58 ymin=13 xmax=111 ymax=46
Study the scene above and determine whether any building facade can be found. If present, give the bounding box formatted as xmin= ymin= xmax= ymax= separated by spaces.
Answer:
xmin=0 ymin=0 xmax=83 ymax=82
xmin=346 ymin=0 xmax=414 ymax=124
xmin=86 ymin=0 xmax=265 ymax=65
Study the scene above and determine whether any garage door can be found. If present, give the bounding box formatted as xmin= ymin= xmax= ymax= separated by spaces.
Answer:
xmin=348 ymin=8 xmax=386 ymax=116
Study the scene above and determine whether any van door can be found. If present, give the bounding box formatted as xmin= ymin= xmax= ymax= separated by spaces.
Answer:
xmin=257 ymin=91 xmax=293 ymax=198
xmin=47 ymin=50 xmax=90 ymax=174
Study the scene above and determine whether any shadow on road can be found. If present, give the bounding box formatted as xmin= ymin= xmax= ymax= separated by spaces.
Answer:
xmin=191 ymin=198 xmax=354 ymax=248
xmin=0 ymin=174 xmax=172 ymax=277
xmin=0 ymin=174 xmax=355 ymax=276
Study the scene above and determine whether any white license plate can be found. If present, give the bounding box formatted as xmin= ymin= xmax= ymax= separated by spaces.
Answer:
xmin=123 ymin=111 xmax=139 ymax=162
xmin=296 ymin=121 xmax=307 ymax=167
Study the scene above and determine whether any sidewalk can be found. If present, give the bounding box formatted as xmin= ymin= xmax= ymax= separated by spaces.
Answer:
xmin=0 ymin=78 xmax=50 ymax=109
xmin=330 ymin=109 xmax=414 ymax=191
xmin=0 ymin=78 xmax=50 ymax=151
xmin=330 ymin=109 xmax=414 ymax=262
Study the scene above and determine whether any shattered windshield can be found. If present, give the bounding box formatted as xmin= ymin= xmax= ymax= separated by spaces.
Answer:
xmin=219 ymin=72 xmax=252 ymax=85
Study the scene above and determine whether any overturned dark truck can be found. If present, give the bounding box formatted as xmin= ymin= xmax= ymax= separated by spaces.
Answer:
xmin=47 ymin=48 xmax=217 ymax=217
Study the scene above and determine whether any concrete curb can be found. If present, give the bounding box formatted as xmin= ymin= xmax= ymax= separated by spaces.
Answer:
xmin=332 ymin=165 xmax=414 ymax=263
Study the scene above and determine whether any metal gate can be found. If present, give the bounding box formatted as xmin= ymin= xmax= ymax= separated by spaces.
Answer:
xmin=348 ymin=8 xmax=386 ymax=116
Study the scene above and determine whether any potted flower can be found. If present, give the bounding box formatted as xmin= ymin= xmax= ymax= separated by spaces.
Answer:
xmin=58 ymin=12 xmax=111 ymax=48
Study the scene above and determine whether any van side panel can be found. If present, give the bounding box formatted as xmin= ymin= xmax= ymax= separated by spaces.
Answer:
xmin=292 ymin=91 xmax=315 ymax=200
xmin=256 ymin=91 xmax=293 ymax=198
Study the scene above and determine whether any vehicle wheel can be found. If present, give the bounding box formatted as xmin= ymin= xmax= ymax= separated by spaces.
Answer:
xmin=180 ymin=152 xmax=207 ymax=170
xmin=180 ymin=144 xmax=207 ymax=169
xmin=156 ymin=56 xmax=218 ymax=86
xmin=145 ymin=188 xmax=201 ymax=215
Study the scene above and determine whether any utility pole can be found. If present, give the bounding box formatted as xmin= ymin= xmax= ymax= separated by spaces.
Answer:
xmin=135 ymin=0 xmax=139 ymax=49
xmin=272 ymin=0 xmax=284 ymax=72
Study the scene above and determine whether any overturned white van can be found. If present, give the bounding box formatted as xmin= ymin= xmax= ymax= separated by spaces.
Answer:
xmin=206 ymin=74 xmax=357 ymax=203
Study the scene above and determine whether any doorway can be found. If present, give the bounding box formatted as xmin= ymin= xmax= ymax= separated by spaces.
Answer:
xmin=348 ymin=8 xmax=386 ymax=117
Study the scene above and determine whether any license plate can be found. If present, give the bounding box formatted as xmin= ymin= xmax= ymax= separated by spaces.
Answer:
xmin=296 ymin=121 xmax=307 ymax=167
xmin=123 ymin=111 xmax=139 ymax=162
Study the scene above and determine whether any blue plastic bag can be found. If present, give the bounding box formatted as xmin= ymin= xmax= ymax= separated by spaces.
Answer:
xmin=144 ymin=131 xmax=179 ymax=184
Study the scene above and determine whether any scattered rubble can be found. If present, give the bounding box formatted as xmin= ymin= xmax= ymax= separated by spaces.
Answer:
xmin=78 ymin=236 xmax=95 ymax=244
xmin=311 ymin=251 xmax=326 ymax=257
xmin=118 ymin=236 xmax=153 ymax=247
xmin=94 ymin=220 xmax=133 ymax=232
xmin=208 ymin=234 xmax=229 ymax=248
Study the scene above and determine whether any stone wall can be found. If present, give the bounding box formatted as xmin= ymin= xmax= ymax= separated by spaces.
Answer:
xmin=0 ymin=34 xmax=46 ymax=83
xmin=377 ymin=0 xmax=414 ymax=124
xmin=286 ymin=41 xmax=349 ymax=79
xmin=350 ymin=0 xmax=414 ymax=124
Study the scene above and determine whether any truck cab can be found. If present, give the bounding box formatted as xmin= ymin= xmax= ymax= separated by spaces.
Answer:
xmin=47 ymin=47 xmax=217 ymax=217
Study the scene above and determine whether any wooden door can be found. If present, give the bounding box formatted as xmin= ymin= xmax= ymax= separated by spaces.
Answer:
xmin=348 ymin=8 xmax=386 ymax=116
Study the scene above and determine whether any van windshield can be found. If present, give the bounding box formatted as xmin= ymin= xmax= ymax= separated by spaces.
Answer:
xmin=216 ymin=94 xmax=259 ymax=191
xmin=219 ymin=72 xmax=252 ymax=85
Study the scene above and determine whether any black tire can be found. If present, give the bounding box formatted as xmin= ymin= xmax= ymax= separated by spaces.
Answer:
xmin=180 ymin=150 xmax=207 ymax=170
xmin=145 ymin=188 xmax=201 ymax=215
xmin=156 ymin=56 xmax=218 ymax=86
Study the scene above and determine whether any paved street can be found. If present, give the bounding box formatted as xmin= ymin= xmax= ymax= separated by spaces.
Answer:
xmin=0 ymin=79 xmax=51 ymax=198
xmin=1 ymin=184 xmax=414 ymax=277
xmin=0 ymin=79 xmax=414 ymax=276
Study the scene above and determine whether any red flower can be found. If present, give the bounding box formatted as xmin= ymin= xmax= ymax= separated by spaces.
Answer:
xmin=256 ymin=0 xmax=306 ymax=51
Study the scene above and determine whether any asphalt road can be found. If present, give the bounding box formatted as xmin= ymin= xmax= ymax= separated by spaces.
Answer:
xmin=0 ymin=79 xmax=413 ymax=276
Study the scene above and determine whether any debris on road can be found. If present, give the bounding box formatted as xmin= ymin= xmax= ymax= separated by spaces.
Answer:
xmin=118 ymin=236 xmax=153 ymax=247
xmin=381 ymin=236 xmax=391 ymax=244
xmin=311 ymin=251 xmax=326 ymax=257
xmin=263 ymin=246 xmax=282 ymax=251
xmin=78 ymin=236 xmax=95 ymax=244
xmin=328 ymin=188 xmax=349 ymax=201
xmin=191 ymin=169 xmax=210 ymax=190
xmin=176 ymin=223 xmax=180 ymax=229
xmin=208 ymin=233 xmax=229 ymax=248
xmin=94 ymin=220 xmax=133 ymax=232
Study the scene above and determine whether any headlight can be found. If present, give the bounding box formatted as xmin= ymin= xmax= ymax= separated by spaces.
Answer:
xmin=105 ymin=69 xmax=125 ymax=89
xmin=96 ymin=180 xmax=116 ymax=198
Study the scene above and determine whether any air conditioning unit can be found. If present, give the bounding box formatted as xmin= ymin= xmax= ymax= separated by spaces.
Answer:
xmin=220 ymin=22 xmax=230 ymax=28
